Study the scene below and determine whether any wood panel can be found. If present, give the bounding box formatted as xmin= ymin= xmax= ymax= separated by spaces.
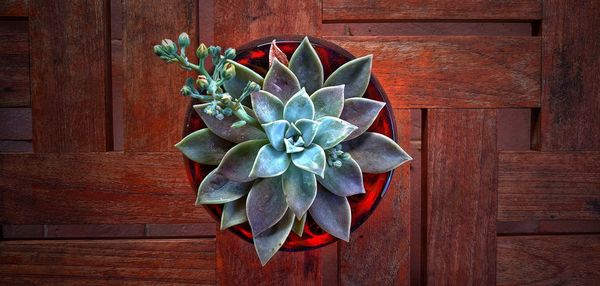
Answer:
xmin=497 ymin=235 xmax=600 ymax=285
xmin=425 ymin=109 xmax=497 ymax=285
xmin=29 ymin=0 xmax=111 ymax=152
xmin=0 ymin=108 xmax=31 ymax=140
xmin=327 ymin=36 xmax=540 ymax=108
xmin=0 ymin=0 xmax=28 ymax=17
xmin=322 ymin=0 xmax=542 ymax=21
xmin=0 ymin=152 xmax=211 ymax=224
xmin=0 ymin=20 xmax=29 ymax=107
xmin=322 ymin=22 xmax=532 ymax=37
xmin=0 ymin=239 xmax=216 ymax=285
xmin=540 ymin=0 xmax=600 ymax=151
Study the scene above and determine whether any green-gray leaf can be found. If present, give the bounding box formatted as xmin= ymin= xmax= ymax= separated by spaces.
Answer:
xmin=250 ymin=145 xmax=290 ymax=178
xmin=283 ymin=88 xmax=315 ymax=123
xmin=221 ymin=198 xmax=248 ymax=230
xmin=254 ymin=209 xmax=294 ymax=266
xmin=247 ymin=176 xmax=288 ymax=236
xmin=262 ymin=120 xmax=289 ymax=151
xmin=317 ymin=157 xmax=364 ymax=197
xmin=196 ymin=170 xmax=252 ymax=204
xmin=216 ymin=139 xmax=269 ymax=182
xmin=288 ymin=37 xmax=324 ymax=94
xmin=263 ymin=59 xmax=301 ymax=103
xmin=310 ymin=85 xmax=345 ymax=119
xmin=343 ymin=132 xmax=412 ymax=173
xmin=324 ymin=55 xmax=372 ymax=99
xmin=251 ymin=90 xmax=284 ymax=124
xmin=340 ymin=98 xmax=385 ymax=141
xmin=295 ymin=119 xmax=320 ymax=146
xmin=175 ymin=129 xmax=234 ymax=165
xmin=282 ymin=164 xmax=317 ymax=217
xmin=313 ymin=116 xmax=358 ymax=150
xmin=195 ymin=104 xmax=266 ymax=143
xmin=291 ymin=144 xmax=326 ymax=177
xmin=223 ymin=59 xmax=264 ymax=99
xmin=292 ymin=214 xmax=306 ymax=237
xmin=309 ymin=185 xmax=351 ymax=241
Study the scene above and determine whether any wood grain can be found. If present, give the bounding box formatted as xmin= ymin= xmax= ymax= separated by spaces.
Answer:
xmin=0 ymin=152 xmax=211 ymax=224
xmin=322 ymin=22 xmax=532 ymax=37
xmin=497 ymin=235 xmax=600 ymax=285
xmin=0 ymin=0 xmax=28 ymax=17
xmin=0 ymin=108 xmax=31 ymax=140
xmin=0 ymin=20 xmax=30 ymax=107
xmin=0 ymin=239 xmax=216 ymax=285
xmin=425 ymin=109 xmax=497 ymax=285
xmin=122 ymin=0 xmax=197 ymax=152
xmin=327 ymin=36 xmax=540 ymax=108
xmin=322 ymin=0 xmax=542 ymax=21
xmin=29 ymin=0 xmax=110 ymax=152
xmin=541 ymin=0 xmax=600 ymax=150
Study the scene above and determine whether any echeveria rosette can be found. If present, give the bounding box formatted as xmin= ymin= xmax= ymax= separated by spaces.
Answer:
xmin=174 ymin=36 xmax=412 ymax=266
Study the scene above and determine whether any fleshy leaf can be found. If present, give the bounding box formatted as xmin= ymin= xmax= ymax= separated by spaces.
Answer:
xmin=263 ymin=59 xmax=301 ymax=103
xmin=250 ymin=145 xmax=290 ymax=177
xmin=221 ymin=198 xmax=248 ymax=230
xmin=195 ymin=104 xmax=266 ymax=143
xmin=323 ymin=55 xmax=372 ymax=99
xmin=196 ymin=170 xmax=252 ymax=204
xmin=262 ymin=120 xmax=289 ymax=151
xmin=283 ymin=88 xmax=314 ymax=122
xmin=223 ymin=59 xmax=264 ymax=99
xmin=269 ymin=39 xmax=288 ymax=67
xmin=309 ymin=185 xmax=351 ymax=241
xmin=313 ymin=116 xmax=358 ymax=150
xmin=317 ymin=157 xmax=365 ymax=196
xmin=291 ymin=144 xmax=326 ymax=177
xmin=343 ymin=132 xmax=412 ymax=173
xmin=254 ymin=209 xmax=294 ymax=266
xmin=216 ymin=139 xmax=269 ymax=182
xmin=282 ymin=164 xmax=317 ymax=217
xmin=295 ymin=119 xmax=320 ymax=146
xmin=310 ymin=85 xmax=345 ymax=119
xmin=292 ymin=214 xmax=306 ymax=237
xmin=284 ymin=137 xmax=305 ymax=153
xmin=339 ymin=98 xmax=385 ymax=141
xmin=175 ymin=129 xmax=234 ymax=165
xmin=288 ymin=37 xmax=324 ymax=94
xmin=247 ymin=176 xmax=288 ymax=236
xmin=251 ymin=90 xmax=284 ymax=124
xmin=285 ymin=123 xmax=301 ymax=138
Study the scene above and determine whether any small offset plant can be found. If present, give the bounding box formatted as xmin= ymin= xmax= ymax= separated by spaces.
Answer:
xmin=154 ymin=33 xmax=411 ymax=265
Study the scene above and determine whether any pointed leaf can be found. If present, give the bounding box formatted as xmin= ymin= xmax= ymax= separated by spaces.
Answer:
xmin=291 ymin=144 xmax=326 ymax=177
xmin=285 ymin=122 xmax=301 ymax=138
xmin=247 ymin=176 xmax=288 ymax=236
xmin=254 ymin=209 xmax=294 ymax=266
xmin=251 ymin=90 xmax=284 ymax=124
xmin=284 ymin=137 xmax=305 ymax=153
xmin=261 ymin=120 xmax=289 ymax=151
xmin=292 ymin=214 xmax=306 ymax=237
xmin=340 ymin=98 xmax=385 ymax=141
xmin=216 ymin=139 xmax=269 ymax=182
xmin=221 ymin=198 xmax=248 ymax=230
xmin=310 ymin=85 xmax=345 ymax=119
xmin=289 ymin=37 xmax=324 ymax=94
xmin=196 ymin=170 xmax=252 ymax=204
xmin=175 ymin=129 xmax=234 ymax=165
xmin=223 ymin=59 xmax=264 ymax=99
xmin=284 ymin=88 xmax=315 ymax=122
xmin=313 ymin=116 xmax=358 ymax=150
xmin=282 ymin=164 xmax=317 ymax=217
xmin=250 ymin=145 xmax=290 ymax=178
xmin=263 ymin=59 xmax=301 ymax=103
xmin=295 ymin=119 xmax=320 ymax=146
xmin=343 ymin=132 xmax=412 ymax=173
xmin=309 ymin=185 xmax=351 ymax=241
xmin=195 ymin=104 xmax=266 ymax=143
xmin=269 ymin=39 xmax=288 ymax=67
xmin=317 ymin=157 xmax=364 ymax=196
xmin=324 ymin=55 xmax=372 ymax=98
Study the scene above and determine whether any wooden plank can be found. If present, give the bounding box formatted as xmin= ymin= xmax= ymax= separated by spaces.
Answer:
xmin=0 ymin=0 xmax=28 ymax=17
xmin=0 ymin=20 xmax=30 ymax=107
xmin=497 ymin=109 xmax=531 ymax=151
xmin=322 ymin=22 xmax=532 ymax=37
xmin=497 ymin=235 xmax=600 ymax=285
xmin=122 ymin=0 xmax=197 ymax=152
xmin=327 ymin=36 xmax=540 ymax=108
xmin=0 ymin=108 xmax=31 ymax=140
xmin=0 ymin=140 xmax=31 ymax=153
xmin=0 ymin=152 xmax=211 ymax=224
xmin=322 ymin=0 xmax=542 ymax=21
xmin=339 ymin=109 xmax=411 ymax=285
xmin=29 ymin=0 xmax=111 ymax=152
xmin=540 ymin=0 xmax=600 ymax=150
xmin=425 ymin=109 xmax=497 ymax=285
xmin=0 ymin=239 xmax=216 ymax=285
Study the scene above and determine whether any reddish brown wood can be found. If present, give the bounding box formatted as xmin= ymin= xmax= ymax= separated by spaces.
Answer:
xmin=0 ymin=0 xmax=28 ymax=17
xmin=45 ymin=224 xmax=145 ymax=238
xmin=322 ymin=0 xmax=541 ymax=21
xmin=146 ymin=223 xmax=216 ymax=237
xmin=322 ymin=22 xmax=532 ymax=37
xmin=497 ymin=109 xmax=531 ymax=151
xmin=497 ymin=220 xmax=600 ymax=235
xmin=327 ymin=36 xmax=540 ymax=108
xmin=425 ymin=109 xmax=497 ymax=285
xmin=0 ymin=20 xmax=30 ymax=108
xmin=541 ymin=0 xmax=600 ymax=151
xmin=497 ymin=235 xmax=600 ymax=285
xmin=0 ymin=140 xmax=31 ymax=152
xmin=2 ymin=225 xmax=44 ymax=238
xmin=0 ymin=108 xmax=31 ymax=140
xmin=0 ymin=239 xmax=216 ymax=284
xmin=0 ymin=152 xmax=211 ymax=224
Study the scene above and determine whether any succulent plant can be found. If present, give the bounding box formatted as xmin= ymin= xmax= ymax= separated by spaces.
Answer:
xmin=154 ymin=34 xmax=411 ymax=265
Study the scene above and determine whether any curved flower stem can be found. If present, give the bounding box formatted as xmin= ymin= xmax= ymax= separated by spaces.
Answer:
xmin=190 ymin=94 xmax=213 ymax=102
xmin=233 ymin=105 xmax=260 ymax=129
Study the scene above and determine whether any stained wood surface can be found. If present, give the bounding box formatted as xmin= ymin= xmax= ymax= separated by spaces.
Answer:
xmin=425 ymin=109 xmax=497 ymax=285
xmin=322 ymin=0 xmax=542 ymax=21
xmin=0 ymin=20 xmax=29 ymax=107
xmin=0 ymin=0 xmax=28 ymax=17
xmin=327 ymin=36 xmax=540 ymax=108
xmin=540 ymin=0 xmax=600 ymax=151
xmin=0 ymin=239 xmax=216 ymax=285
xmin=497 ymin=235 xmax=600 ymax=285
xmin=29 ymin=0 xmax=111 ymax=152
xmin=0 ymin=152 xmax=211 ymax=224
xmin=322 ymin=22 xmax=532 ymax=37
xmin=0 ymin=108 xmax=31 ymax=140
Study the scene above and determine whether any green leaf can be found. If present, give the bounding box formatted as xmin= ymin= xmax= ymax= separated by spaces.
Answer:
xmin=282 ymin=164 xmax=317 ymax=217
xmin=247 ymin=176 xmax=288 ymax=236
xmin=313 ymin=116 xmax=358 ymax=150
xmin=292 ymin=214 xmax=306 ymax=237
xmin=251 ymin=90 xmax=284 ymax=124
xmin=295 ymin=119 xmax=320 ymax=146
xmin=223 ymin=59 xmax=264 ymax=99
xmin=317 ymin=157 xmax=364 ymax=197
xmin=194 ymin=104 xmax=266 ymax=143
xmin=175 ymin=129 xmax=234 ymax=165
xmin=262 ymin=120 xmax=289 ymax=151
xmin=343 ymin=132 xmax=412 ymax=173
xmin=309 ymin=185 xmax=351 ymax=241
xmin=263 ymin=59 xmax=301 ymax=103
xmin=196 ymin=170 xmax=253 ymax=204
xmin=339 ymin=98 xmax=385 ymax=141
xmin=283 ymin=88 xmax=315 ymax=123
xmin=254 ymin=209 xmax=294 ymax=266
xmin=221 ymin=197 xmax=248 ymax=230
xmin=288 ymin=37 xmax=324 ymax=94
xmin=323 ymin=55 xmax=372 ymax=98
xmin=250 ymin=145 xmax=291 ymax=178
xmin=291 ymin=144 xmax=326 ymax=177
xmin=216 ymin=139 xmax=269 ymax=182
xmin=310 ymin=85 xmax=345 ymax=119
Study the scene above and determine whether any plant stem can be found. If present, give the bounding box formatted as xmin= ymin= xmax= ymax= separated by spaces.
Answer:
xmin=233 ymin=106 xmax=260 ymax=129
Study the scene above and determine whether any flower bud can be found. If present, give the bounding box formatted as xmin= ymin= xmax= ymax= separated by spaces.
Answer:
xmin=196 ymin=43 xmax=208 ymax=59
xmin=180 ymin=85 xmax=192 ymax=96
xmin=222 ymin=63 xmax=236 ymax=80
xmin=162 ymin=39 xmax=177 ymax=54
xmin=153 ymin=45 xmax=165 ymax=56
xmin=196 ymin=75 xmax=209 ymax=90
xmin=178 ymin=32 xmax=190 ymax=48
xmin=224 ymin=48 xmax=236 ymax=60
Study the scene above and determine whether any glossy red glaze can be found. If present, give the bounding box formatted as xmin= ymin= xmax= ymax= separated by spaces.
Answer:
xmin=183 ymin=36 xmax=396 ymax=251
